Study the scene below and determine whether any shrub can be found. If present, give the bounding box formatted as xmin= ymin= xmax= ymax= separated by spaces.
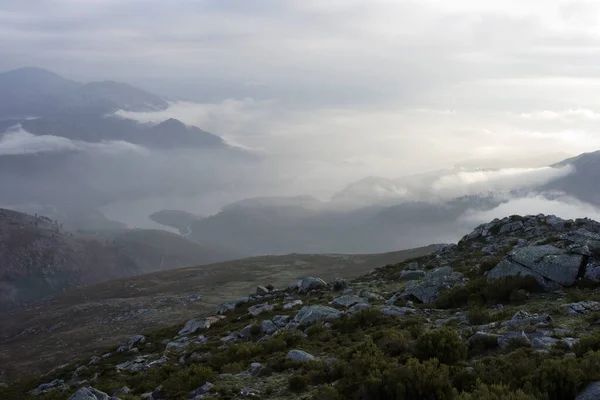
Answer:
xmin=289 ymin=373 xmax=310 ymax=392
xmin=161 ymin=365 xmax=217 ymax=394
xmin=416 ymin=328 xmax=467 ymax=365
xmin=467 ymin=308 xmax=491 ymax=325
xmin=467 ymin=334 xmax=499 ymax=357
xmin=456 ymin=382 xmax=536 ymax=400
xmin=383 ymin=358 xmax=453 ymax=400
xmin=574 ymin=332 xmax=600 ymax=357
xmin=374 ymin=329 xmax=412 ymax=357
xmin=336 ymin=308 xmax=388 ymax=332
xmin=530 ymin=358 xmax=585 ymax=400
xmin=312 ymin=385 xmax=342 ymax=400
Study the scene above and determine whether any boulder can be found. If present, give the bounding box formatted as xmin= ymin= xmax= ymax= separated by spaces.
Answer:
xmin=330 ymin=295 xmax=367 ymax=309
xmin=400 ymin=267 xmax=463 ymax=303
xmin=283 ymin=300 xmax=303 ymax=309
xmin=294 ymin=305 xmax=341 ymax=326
xmin=113 ymin=387 xmax=131 ymax=397
xmin=218 ymin=297 xmax=250 ymax=314
xmin=286 ymin=349 xmax=316 ymax=362
xmin=256 ymin=286 xmax=270 ymax=296
xmin=332 ymin=278 xmax=349 ymax=291
xmin=359 ymin=289 xmax=384 ymax=301
xmin=380 ymin=305 xmax=415 ymax=317
xmin=239 ymin=325 xmax=253 ymax=339
xmin=499 ymin=221 xmax=524 ymax=234
xmin=531 ymin=337 xmax=558 ymax=349
xmin=248 ymin=303 xmax=274 ymax=316
xmin=190 ymin=382 xmax=214 ymax=399
xmin=67 ymin=387 xmax=119 ymax=400
xmin=563 ymin=301 xmax=600 ymax=316
xmin=29 ymin=379 xmax=67 ymax=396
xmin=298 ymin=277 xmax=327 ymax=293
xmin=576 ymin=382 xmax=600 ymax=400
xmin=117 ymin=335 xmax=146 ymax=353
xmin=501 ymin=311 xmax=552 ymax=327
xmin=116 ymin=355 xmax=166 ymax=373
xmin=272 ymin=315 xmax=290 ymax=327
xmin=498 ymin=331 xmax=530 ymax=349
xmin=178 ymin=318 xmax=211 ymax=336
xmin=487 ymin=245 xmax=585 ymax=289
xmin=249 ymin=363 xmax=263 ymax=375
xmin=260 ymin=320 xmax=278 ymax=334
xmin=399 ymin=270 xmax=426 ymax=281
xmin=347 ymin=303 xmax=372 ymax=314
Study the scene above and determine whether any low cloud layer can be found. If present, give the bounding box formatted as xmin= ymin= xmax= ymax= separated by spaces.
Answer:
xmin=0 ymin=126 xmax=146 ymax=156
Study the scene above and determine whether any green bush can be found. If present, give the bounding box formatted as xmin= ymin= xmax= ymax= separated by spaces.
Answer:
xmin=336 ymin=308 xmax=388 ymax=332
xmin=383 ymin=358 xmax=453 ymax=400
xmin=574 ymin=332 xmax=600 ymax=357
xmin=312 ymin=385 xmax=342 ymax=400
xmin=374 ymin=329 xmax=412 ymax=357
xmin=416 ymin=328 xmax=467 ymax=365
xmin=467 ymin=334 xmax=499 ymax=357
xmin=456 ymin=382 xmax=536 ymax=400
xmin=530 ymin=358 xmax=585 ymax=400
xmin=289 ymin=373 xmax=310 ymax=392
xmin=161 ymin=365 xmax=217 ymax=394
xmin=467 ymin=308 xmax=491 ymax=325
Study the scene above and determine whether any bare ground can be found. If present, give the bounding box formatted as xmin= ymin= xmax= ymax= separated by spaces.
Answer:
xmin=0 ymin=245 xmax=437 ymax=378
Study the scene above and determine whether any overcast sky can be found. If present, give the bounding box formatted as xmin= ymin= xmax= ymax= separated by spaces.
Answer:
xmin=3 ymin=0 xmax=600 ymax=197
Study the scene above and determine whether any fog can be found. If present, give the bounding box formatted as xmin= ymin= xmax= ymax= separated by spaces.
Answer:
xmin=3 ymin=0 xmax=600 ymax=248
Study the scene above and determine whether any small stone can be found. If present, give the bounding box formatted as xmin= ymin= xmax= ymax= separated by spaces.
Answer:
xmin=283 ymin=300 xmax=303 ymax=309
xmin=250 ymin=362 xmax=263 ymax=375
xmin=330 ymin=295 xmax=367 ymax=309
xmin=248 ymin=303 xmax=274 ymax=316
xmin=260 ymin=320 xmax=278 ymax=334
xmin=273 ymin=315 xmax=290 ymax=327
xmin=113 ymin=386 xmax=131 ymax=396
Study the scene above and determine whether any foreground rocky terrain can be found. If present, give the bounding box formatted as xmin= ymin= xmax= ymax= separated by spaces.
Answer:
xmin=0 ymin=246 xmax=434 ymax=381
xmin=6 ymin=214 xmax=600 ymax=399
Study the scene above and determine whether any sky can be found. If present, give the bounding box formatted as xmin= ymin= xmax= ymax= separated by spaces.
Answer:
xmin=3 ymin=0 xmax=600 ymax=207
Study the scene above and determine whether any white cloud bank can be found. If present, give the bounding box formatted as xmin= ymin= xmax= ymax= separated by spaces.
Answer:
xmin=0 ymin=126 xmax=146 ymax=156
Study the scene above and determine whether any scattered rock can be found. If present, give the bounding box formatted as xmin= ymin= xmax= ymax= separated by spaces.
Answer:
xmin=190 ymin=382 xmax=214 ymax=399
xmin=501 ymin=311 xmax=552 ymax=327
xmin=286 ymin=349 xmax=316 ymax=362
xmin=332 ymin=278 xmax=349 ymax=291
xmin=399 ymin=270 xmax=426 ymax=281
xmin=294 ymin=305 xmax=342 ymax=326
xmin=256 ymin=286 xmax=270 ymax=296
xmin=178 ymin=318 xmax=212 ymax=336
xmin=240 ymin=387 xmax=261 ymax=397
xmin=498 ymin=331 xmax=531 ymax=348
xmin=564 ymin=301 xmax=600 ymax=316
xmin=273 ymin=315 xmax=290 ymax=327
xmin=248 ymin=303 xmax=274 ymax=316
xmin=330 ymin=295 xmax=367 ymax=309
xmin=116 ymin=355 xmax=166 ymax=373
xmin=283 ymin=300 xmax=303 ymax=309
xmin=67 ymin=387 xmax=119 ymax=400
xmin=218 ymin=297 xmax=250 ymax=314
xmin=29 ymin=379 xmax=67 ymax=396
xmin=380 ymin=305 xmax=416 ymax=317
xmin=113 ymin=387 xmax=131 ymax=396
xmin=298 ymin=277 xmax=327 ymax=293
xmin=250 ymin=362 xmax=263 ymax=375
xmin=260 ymin=320 xmax=278 ymax=334
xmin=359 ymin=289 xmax=384 ymax=301
xmin=400 ymin=266 xmax=463 ymax=303
xmin=347 ymin=303 xmax=371 ymax=314
xmin=117 ymin=334 xmax=145 ymax=353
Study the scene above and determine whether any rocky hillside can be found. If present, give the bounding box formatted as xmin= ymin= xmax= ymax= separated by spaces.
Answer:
xmin=6 ymin=214 xmax=600 ymax=399
xmin=0 ymin=209 xmax=235 ymax=310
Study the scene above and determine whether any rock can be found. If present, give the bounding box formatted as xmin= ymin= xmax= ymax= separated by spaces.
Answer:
xmin=564 ymin=301 xmax=600 ymax=315
xmin=347 ymin=303 xmax=372 ymax=314
xmin=178 ymin=318 xmax=212 ymax=335
xmin=116 ymin=355 xmax=166 ymax=373
xmin=89 ymin=356 xmax=100 ymax=365
xmin=29 ymin=379 xmax=67 ymax=396
xmin=498 ymin=331 xmax=531 ymax=348
xmin=380 ymin=305 xmax=415 ymax=317
xmin=400 ymin=267 xmax=463 ymax=303
xmin=256 ymin=285 xmax=270 ymax=295
xmin=359 ymin=289 xmax=384 ymax=301
xmin=260 ymin=320 xmax=278 ymax=334
xmin=499 ymin=221 xmax=524 ymax=234
xmin=218 ymin=297 xmax=250 ymax=314
xmin=248 ymin=303 xmax=274 ymax=316
xmin=286 ymin=349 xmax=316 ymax=362
xmin=488 ymin=245 xmax=585 ymax=289
xmin=117 ymin=334 xmax=146 ymax=352
xmin=67 ymin=387 xmax=119 ymax=400
xmin=298 ymin=277 xmax=327 ymax=293
xmin=239 ymin=325 xmax=254 ymax=338
xmin=273 ymin=315 xmax=290 ymax=327
xmin=240 ymin=387 xmax=261 ymax=397
xmin=283 ymin=300 xmax=303 ymax=309
xmin=531 ymin=337 xmax=558 ymax=349
xmin=501 ymin=311 xmax=552 ymax=327
xmin=332 ymin=278 xmax=349 ymax=291
xmin=190 ymin=382 xmax=214 ymax=399
xmin=221 ymin=333 xmax=240 ymax=343
xmin=250 ymin=362 xmax=263 ymax=375
xmin=113 ymin=387 xmax=131 ymax=396
xmin=294 ymin=305 xmax=342 ymax=326
xmin=563 ymin=337 xmax=580 ymax=348
xmin=399 ymin=270 xmax=426 ymax=281
xmin=330 ymin=295 xmax=367 ymax=309
xmin=149 ymin=385 xmax=166 ymax=400
xmin=576 ymin=382 xmax=600 ymax=400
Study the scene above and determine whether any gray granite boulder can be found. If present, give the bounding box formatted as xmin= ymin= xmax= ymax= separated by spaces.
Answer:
xmin=576 ymin=382 xmax=600 ymax=400
xmin=178 ymin=318 xmax=211 ymax=336
xmin=400 ymin=267 xmax=463 ymax=303
xmin=117 ymin=335 xmax=145 ymax=353
xmin=330 ymin=295 xmax=367 ymax=309
xmin=487 ymin=245 xmax=585 ymax=289
xmin=283 ymin=300 xmax=303 ymax=309
xmin=399 ymin=270 xmax=426 ymax=281
xmin=298 ymin=277 xmax=327 ymax=293
xmin=260 ymin=320 xmax=278 ymax=334
xmin=498 ymin=331 xmax=530 ymax=348
xmin=380 ymin=305 xmax=416 ymax=317
xmin=248 ymin=303 xmax=274 ymax=316
xmin=67 ymin=387 xmax=119 ymax=400
xmin=294 ymin=305 xmax=341 ymax=326
xmin=286 ymin=349 xmax=315 ymax=362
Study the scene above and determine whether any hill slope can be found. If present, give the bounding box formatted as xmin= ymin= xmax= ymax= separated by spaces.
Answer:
xmin=6 ymin=215 xmax=600 ymax=399
xmin=0 ymin=245 xmax=438 ymax=379
xmin=0 ymin=209 xmax=237 ymax=310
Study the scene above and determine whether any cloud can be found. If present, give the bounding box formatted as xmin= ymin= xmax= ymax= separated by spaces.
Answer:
xmin=461 ymin=194 xmax=600 ymax=224
xmin=517 ymin=109 xmax=600 ymax=121
xmin=0 ymin=126 xmax=146 ymax=155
